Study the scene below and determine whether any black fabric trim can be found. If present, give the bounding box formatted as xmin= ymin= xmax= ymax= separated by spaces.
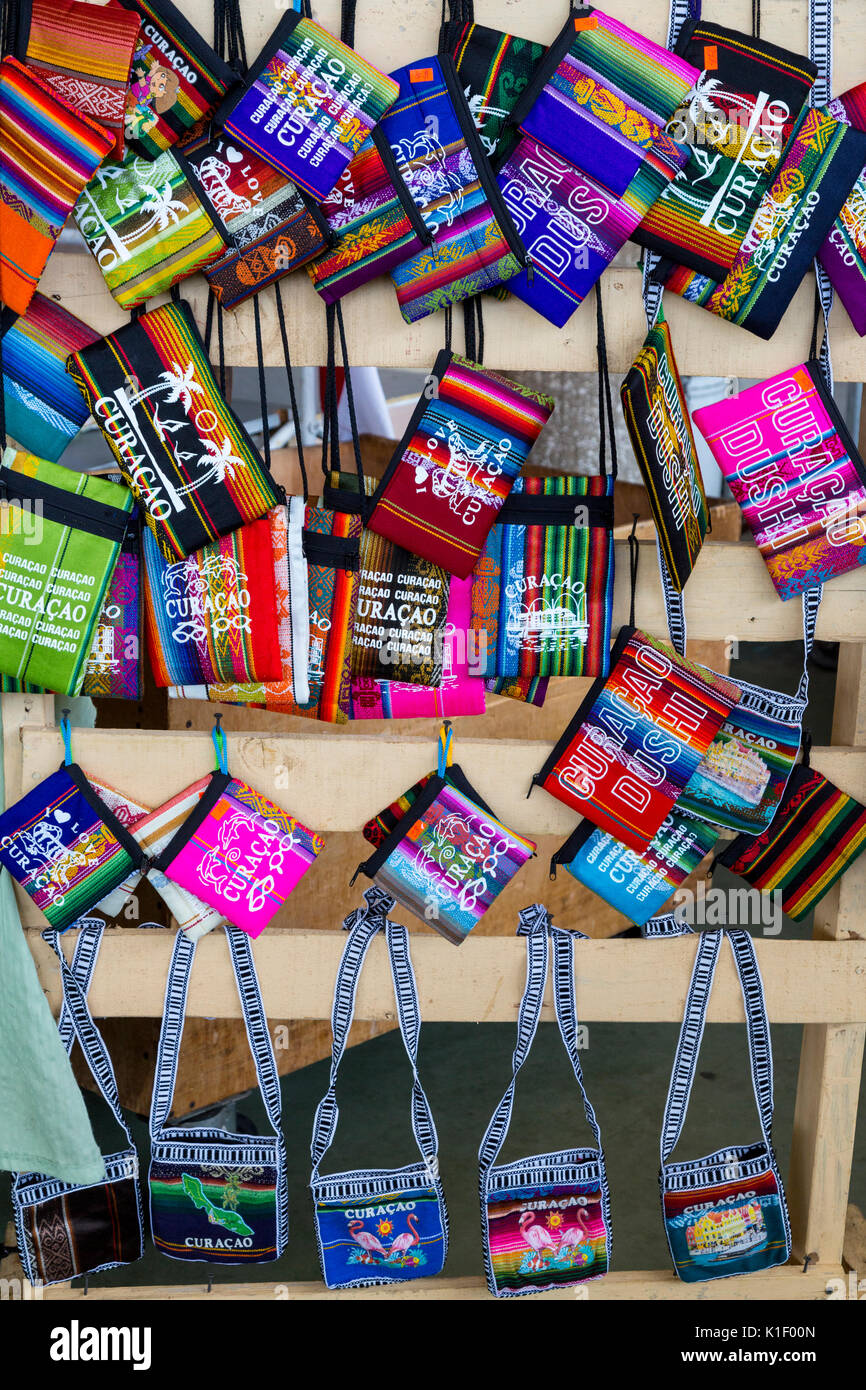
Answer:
xmin=497 ymin=491 xmax=614 ymax=527
xmin=549 ymin=818 xmax=595 ymax=876
xmin=808 ymin=360 xmax=866 ymax=491
xmin=0 ymin=470 xmax=132 ymax=543
xmin=64 ymin=763 xmax=150 ymax=870
xmin=173 ymin=146 xmax=232 ymax=244
xmin=150 ymin=771 xmax=233 ymax=873
xmin=372 ymin=126 xmax=434 ymax=244
xmin=506 ymin=9 xmax=584 ymax=128
xmin=302 ymin=529 xmax=360 ymax=571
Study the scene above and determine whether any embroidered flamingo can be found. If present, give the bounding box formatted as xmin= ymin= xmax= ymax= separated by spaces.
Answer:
xmin=557 ymin=1210 xmax=592 ymax=1264
xmin=348 ymin=1219 xmax=388 ymax=1263
xmin=519 ymin=1211 xmax=557 ymax=1270
xmin=388 ymin=1213 xmax=420 ymax=1262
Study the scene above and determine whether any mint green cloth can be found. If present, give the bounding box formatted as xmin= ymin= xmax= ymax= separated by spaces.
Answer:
xmin=0 ymin=720 xmax=103 ymax=1183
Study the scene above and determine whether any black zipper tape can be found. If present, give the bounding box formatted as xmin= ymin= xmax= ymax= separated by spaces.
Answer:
xmin=498 ymin=490 xmax=614 ymax=528
xmin=303 ymin=528 xmax=361 ymax=571
xmin=150 ymin=771 xmax=233 ymax=874
xmin=372 ymin=126 xmax=434 ymax=244
xmin=549 ymin=818 xmax=594 ymax=879
xmin=64 ymin=763 xmax=150 ymax=872
xmin=173 ymin=146 xmax=232 ymax=245
xmin=808 ymin=360 xmax=866 ymax=491
xmin=0 ymin=470 xmax=133 ymax=543
xmin=506 ymin=10 xmax=585 ymax=129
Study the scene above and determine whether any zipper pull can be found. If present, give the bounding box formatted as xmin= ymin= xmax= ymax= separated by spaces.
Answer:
xmin=524 ymin=253 xmax=535 ymax=283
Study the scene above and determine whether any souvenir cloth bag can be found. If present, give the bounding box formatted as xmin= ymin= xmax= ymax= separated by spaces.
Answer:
xmin=13 ymin=920 xmax=144 ymax=1286
xmin=445 ymin=5 xmax=547 ymax=166
xmin=112 ymin=0 xmax=238 ymax=158
xmin=0 ymin=717 xmax=148 ymax=931
xmin=365 ymin=350 xmax=554 ymax=579
xmin=487 ymin=674 xmax=549 ymax=707
xmin=353 ymin=723 xmax=536 ymax=945
xmin=82 ymin=513 xmax=143 ymax=701
xmin=660 ymin=927 xmax=792 ymax=1283
xmin=310 ymin=886 xmax=448 ymax=1290
xmin=0 ymin=57 xmax=114 ymax=314
xmin=479 ymin=905 xmax=611 ymax=1297
xmin=14 ymin=0 xmax=143 ymax=157
xmin=0 ymin=295 xmax=100 ymax=463
xmin=620 ymin=309 xmax=709 ymax=591
xmin=715 ymin=736 xmax=866 ymax=922
xmin=655 ymin=104 xmax=866 ymax=340
xmin=378 ymin=55 xmax=531 ymax=322
xmin=73 ymin=148 xmax=228 ymax=311
xmin=68 ymin=300 xmax=284 ymax=562
xmin=149 ymin=924 xmax=288 ymax=1264
xmin=549 ymin=809 xmax=718 ymax=928
xmin=0 ymin=450 xmax=134 ymax=694
xmin=530 ymin=537 xmax=743 ymax=853
xmin=690 ymin=359 xmax=866 ymax=599
xmin=215 ymin=10 xmax=399 ymax=203
xmin=181 ymin=134 xmax=330 ymax=309
xmin=142 ymin=517 xmax=281 ymax=688
xmin=351 ymin=575 xmax=488 ymax=719
xmin=150 ymin=723 xmax=324 ymax=938
xmin=819 ymin=82 xmax=866 ymax=335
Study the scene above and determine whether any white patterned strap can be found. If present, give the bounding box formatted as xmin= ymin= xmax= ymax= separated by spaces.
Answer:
xmin=56 ymin=917 xmax=105 ymax=1054
xmin=660 ymin=929 xmax=723 ymax=1164
xmin=727 ymin=929 xmax=775 ymax=1148
xmin=657 ymin=537 xmax=687 ymax=655
xmin=550 ymin=928 xmax=603 ymax=1150
xmin=386 ymin=920 xmax=440 ymax=1176
xmin=225 ymin=927 xmax=283 ymax=1138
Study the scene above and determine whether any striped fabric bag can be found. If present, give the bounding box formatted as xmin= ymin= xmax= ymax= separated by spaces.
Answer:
xmin=447 ymin=14 xmax=547 ymax=166
xmin=216 ymin=10 xmax=399 ymax=202
xmin=819 ymin=82 xmax=866 ymax=335
xmin=1 ymin=294 xmax=100 ymax=462
xmin=142 ymin=518 xmax=281 ymax=688
xmin=73 ymin=148 xmax=227 ymax=310
xmin=366 ymin=351 xmax=554 ymax=578
xmin=0 ymin=57 xmax=114 ymax=313
xmin=16 ymin=0 xmax=143 ymax=157
xmin=67 ymin=300 xmax=283 ymax=561
xmin=113 ymin=0 xmax=238 ymax=158
xmin=82 ymin=518 xmax=143 ymax=701
xmin=716 ymin=745 xmax=866 ymax=922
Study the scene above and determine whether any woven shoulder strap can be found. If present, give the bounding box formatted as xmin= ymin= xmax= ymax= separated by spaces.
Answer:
xmin=311 ymin=886 xmax=439 ymax=1179
xmin=150 ymin=925 xmax=282 ymax=1138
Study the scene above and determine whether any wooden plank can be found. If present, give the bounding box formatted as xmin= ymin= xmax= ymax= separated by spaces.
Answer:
xmin=24 ymin=931 xmax=866 ymax=1022
xmin=788 ymin=1024 xmax=866 ymax=1266
xmin=832 ymin=645 xmax=866 ymax=747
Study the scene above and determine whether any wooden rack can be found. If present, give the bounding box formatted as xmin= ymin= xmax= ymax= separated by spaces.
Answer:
xmin=4 ymin=0 xmax=866 ymax=1301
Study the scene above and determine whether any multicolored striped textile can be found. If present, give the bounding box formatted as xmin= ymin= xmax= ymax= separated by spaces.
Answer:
xmin=112 ymin=0 xmax=238 ymax=158
xmin=315 ymin=1179 xmax=447 ymax=1287
xmin=533 ymin=625 xmax=742 ymax=852
xmin=74 ymin=148 xmax=226 ymax=310
xmin=663 ymin=1154 xmax=791 ymax=1282
xmin=0 ymin=450 xmax=134 ymax=695
xmin=362 ymin=771 xmax=433 ymax=848
xmin=486 ymin=675 xmax=549 ymax=706
xmin=149 ymin=1155 xmax=282 ymax=1263
xmin=82 ymin=524 xmax=142 ymax=701
xmin=367 ymin=351 xmax=555 ymax=578
xmin=691 ymin=361 xmax=866 ymax=599
xmin=381 ymin=56 xmax=527 ymax=322
xmin=142 ymin=518 xmax=281 ymax=688
xmin=309 ymin=131 xmax=428 ymax=304
xmin=449 ymin=20 xmax=547 ymax=166
xmin=656 ymin=106 xmax=866 ymax=339
xmin=0 ymin=57 xmax=114 ymax=313
xmin=218 ymin=11 xmax=399 ymax=202
xmin=469 ymin=475 xmax=614 ymax=678
xmin=485 ymin=1175 xmax=609 ymax=1295
xmin=15 ymin=1155 xmax=142 ymax=1286
xmin=18 ymin=0 xmax=143 ymax=156
xmin=819 ymin=83 xmax=866 ymax=335
xmin=620 ymin=315 xmax=708 ymax=591
xmin=68 ymin=301 xmax=283 ymax=561
xmin=551 ymin=809 xmax=718 ymax=926
xmin=183 ymin=135 xmax=328 ymax=308
xmin=0 ymin=765 xmax=144 ymax=930
xmin=718 ymin=763 xmax=866 ymax=921
xmin=1 ymin=295 xmax=100 ymax=461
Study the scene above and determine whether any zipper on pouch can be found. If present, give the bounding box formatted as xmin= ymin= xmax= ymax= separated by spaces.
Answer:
xmin=373 ymin=127 xmax=435 ymax=245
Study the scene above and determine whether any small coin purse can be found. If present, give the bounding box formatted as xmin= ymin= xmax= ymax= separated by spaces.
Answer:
xmin=691 ymin=360 xmax=866 ymax=599
xmin=1 ymin=295 xmax=100 ymax=463
xmin=150 ymin=723 xmax=324 ymax=938
xmin=661 ymin=928 xmax=792 ymax=1284
xmin=366 ymin=349 xmax=554 ymax=579
xmin=480 ymin=905 xmax=612 ymax=1297
xmin=67 ymin=300 xmax=284 ymax=562
xmin=446 ymin=15 xmax=547 ymax=166
xmin=354 ymin=724 xmax=536 ymax=945
xmin=310 ymin=888 xmax=448 ymax=1290
xmin=216 ymin=10 xmax=399 ymax=202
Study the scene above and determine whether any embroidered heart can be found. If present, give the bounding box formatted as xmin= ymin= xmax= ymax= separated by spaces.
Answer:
xmin=54 ymin=809 xmax=71 ymax=823
xmin=226 ymin=146 xmax=244 ymax=164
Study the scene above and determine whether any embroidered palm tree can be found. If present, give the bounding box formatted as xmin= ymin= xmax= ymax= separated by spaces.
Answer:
xmin=158 ymin=362 xmax=204 ymax=413
xmin=177 ymin=436 xmax=247 ymax=493
xmin=138 ymin=179 xmax=188 ymax=231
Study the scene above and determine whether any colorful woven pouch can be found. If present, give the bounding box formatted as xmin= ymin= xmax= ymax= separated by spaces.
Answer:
xmin=531 ymin=624 xmax=742 ymax=853
xmin=73 ymin=148 xmax=227 ymax=310
xmin=716 ymin=754 xmax=866 ymax=922
xmin=68 ymin=300 xmax=283 ymax=561
xmin=16 ymin=0 xmax=143 ymax=157
xmin=379 ymin=55 xmax=530 ymax=321
xmin=0 ymin=295 xmax=100 ymax=462
xmin=112 ymin=0 xmax=238 ymax=158
xmin=691 ymin=359 xmax=866 ymax=598
xmin=448 ymin=18 xmax=547 ymax=166
xmin=82 ymin=517 xmax=143 ymax=701
xmin=216 ymin=10 xmax=399 ymax=202
xmin=0 ymin=451 xmax=134 ymax=695
xmin=550 ymin=809 xmax=718 ymax=927
xmin=366 ymin=350 xmax=554 ymax=578
xmin=142 ymin=518 xmax=281 ymax=687
xmin=469 ymin=474 xmax=615 ymax=678
xmin=620 ymin=314 xmax=708 ymax=591
xmin=182 ymin=134 xmax=330 ymax=308
xmin=0 ymin=56 xmax=114 ymax=313
xmin=354 ymin=725 xmax=535 ymax=944
xmin=819 ymin=83 xmax=866 ymax=335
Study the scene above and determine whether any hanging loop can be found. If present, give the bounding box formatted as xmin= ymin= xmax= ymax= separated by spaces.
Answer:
xmin=212 ymin=713 xmax=229 ymax=775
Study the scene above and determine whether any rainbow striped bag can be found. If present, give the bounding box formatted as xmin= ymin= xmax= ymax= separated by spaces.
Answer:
xmin=480 ymin=906 xmax=611 ymax=1297
xmin=1 ymin=294 xmax=100 ymax=463
xmin=353 ymin=724 xmax=536 ymax=945
xmin=67 ymin=300 xmax=284 ymax=561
